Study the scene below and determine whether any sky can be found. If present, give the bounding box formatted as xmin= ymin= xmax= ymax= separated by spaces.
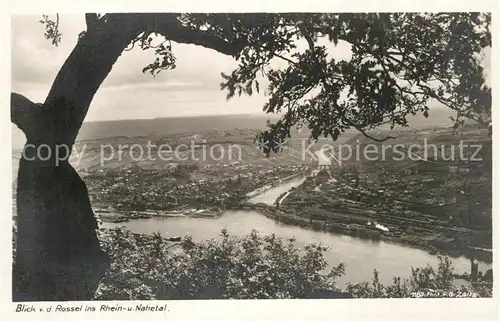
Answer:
xmin=11 ymin=14 xmax=491 ymax=122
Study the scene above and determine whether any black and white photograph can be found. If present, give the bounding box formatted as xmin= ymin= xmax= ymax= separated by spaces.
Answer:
xmin=1 ymin=1 xmax=498 ymax=320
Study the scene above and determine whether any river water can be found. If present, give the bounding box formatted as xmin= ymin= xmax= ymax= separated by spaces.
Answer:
xmin=102 ymin=176 xmax=492 ymax=286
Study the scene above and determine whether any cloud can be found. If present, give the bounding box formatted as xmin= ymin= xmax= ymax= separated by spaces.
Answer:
xmin=100 ymin=80 xmax=211 ymax=92
xmin=11 ymin=14 xmax=491 ymax=121
xmin=11 ymin=14 xmax=85 ymax=84
xmin=86 ymin=85 xmax=269 ymax=121
xmin=10 ymin=14 xmax=248 ymax=119
xmin=9 ymin=14 xmax=353 ymax=121
xmin=11 ymin=14 xmax=243 ymax=95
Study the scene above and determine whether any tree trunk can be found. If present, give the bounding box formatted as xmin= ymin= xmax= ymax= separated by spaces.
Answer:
xmin=11 ymin=13 xmax=244 ymax=301
xmin=12 ymin=23 xmax=140 ymax=301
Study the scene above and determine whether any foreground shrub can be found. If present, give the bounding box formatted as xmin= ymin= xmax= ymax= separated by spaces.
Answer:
xmin=96 ymin=228 xmax=345 ymax=299
xmin=95 ymin=227 xmax=492 ymax=300
xmin=346 ymin=256 xmax=492 ymax=298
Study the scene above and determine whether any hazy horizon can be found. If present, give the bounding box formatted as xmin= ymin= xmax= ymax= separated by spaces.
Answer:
xmin=12 ymin=14 xmax=491 ymax=122
xmin=11 ymin=107 xmax=464 ymax=150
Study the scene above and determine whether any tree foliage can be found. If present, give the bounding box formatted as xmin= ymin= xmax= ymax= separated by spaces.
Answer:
xmin=347 ymin=256 xmax=492 ymax=298
xmin=18 ymin=12 xmax=491 ymax=300
xmin=95 ymin=228 xmax=491 ymax=299
xmin=96 ymin=228 xmax=346 ymax=299
xmin=39 ymin=13 xmax=491 ymax=153
xmin=39 ymin=14 xmax=62 ymax=46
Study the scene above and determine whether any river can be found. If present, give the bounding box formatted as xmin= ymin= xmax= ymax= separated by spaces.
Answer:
xmin=102 ymin=176 xmax=492 ymax=286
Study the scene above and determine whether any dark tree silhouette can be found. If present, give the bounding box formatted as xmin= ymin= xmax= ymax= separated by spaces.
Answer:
xmin=11 ymin=13 xmax=490 ymax=300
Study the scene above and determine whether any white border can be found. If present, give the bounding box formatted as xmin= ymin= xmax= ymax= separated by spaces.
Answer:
xmin=1 ymin=1 xmax=499 ymax=320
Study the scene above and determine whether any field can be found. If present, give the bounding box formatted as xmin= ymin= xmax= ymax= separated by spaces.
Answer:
xmin=276 ymin=124 xmax=492 ymax=261
xmin=11 ymin=111 xmax=492 ymax=262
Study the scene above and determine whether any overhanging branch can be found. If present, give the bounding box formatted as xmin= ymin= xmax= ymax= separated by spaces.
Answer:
xmin=355 ymin=127 xmax=396 ymax=142
xmin=85 ymin=13 xmax=99 ymax=31
xmin=143 ymin=14 xmax=247 ymax=57
xmin=296 ymin=22 xmax=314 ymax=50
xmin=11 ymin=93 xmax=43 ymax=140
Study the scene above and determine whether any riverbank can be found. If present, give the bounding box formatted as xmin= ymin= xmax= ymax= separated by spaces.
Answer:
xmin=245 ymin=172 xmax=306 ymax=199
xmin=100 ymin=200 xmax=492 ymax=264
xmin=96 ymin=223 xmax=493 ymax=299
xmin=92 ymin=167 xmax=310 ymax=224
xmin=262 ymin=171 xmax=493 ymax=264
xmin=257 ymin=206 xmax=492 ymax=264
xmin=95 ymin=206 xmax=223 ymax=223
xmin=96 ymin=171 xmax=493 ymax=264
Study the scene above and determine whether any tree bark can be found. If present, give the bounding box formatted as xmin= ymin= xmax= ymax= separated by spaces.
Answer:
xmin=12 ymin=21 xmax=141 ymax=301
xmin=12 ymin=13 xmax=245 ymax=301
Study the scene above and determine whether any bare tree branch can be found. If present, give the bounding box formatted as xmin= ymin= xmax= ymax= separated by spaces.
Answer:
xmin=85 ymin=13 xmax=99 ymax=31
xmin=141 ymin=13 xmax=247 ymax=57
xmin=355 ymin=127 xmax=396 ymax=142
xmin=296 ymin=22 xmax=314 ymax=50
xmin=11 ymin=93 xmax=43 ymax=140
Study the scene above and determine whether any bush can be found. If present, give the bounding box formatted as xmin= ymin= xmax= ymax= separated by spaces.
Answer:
xmin=346 ymin=256 xmax=491 ymax=298
xmin=96 ymin=228 xmax=345 ymax=300
xmin=95 ymin=227 xmax=492 ymax=300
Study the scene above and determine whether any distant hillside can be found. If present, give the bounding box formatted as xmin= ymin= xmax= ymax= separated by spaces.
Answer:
xmin=11 ymin=108 xmax=460 ymax=149
xmin=77 ymin=107 xmax=459 ymax=139
xmin=78 ymin=114 xmax=281 ymax=141
xmin=401 ymin=107 xmax=468 ymax=129
xmin=11 ymin=114 xmax=280 ymax=149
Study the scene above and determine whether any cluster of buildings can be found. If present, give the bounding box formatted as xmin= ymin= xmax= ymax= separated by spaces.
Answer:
xmin=84 ymin=163 xmax=308 ymax=211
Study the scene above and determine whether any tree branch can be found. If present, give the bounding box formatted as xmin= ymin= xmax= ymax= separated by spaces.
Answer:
xmin=144 ymin=14 xmax=247 ymax=57
xmin=11 ymin=93 xmax=44 ymax=140
xmin=296 ymin=22 xmax=314 ymax=50
xmin=43 ymin=16 xmax=144 ymax=147
xmin=32 ymin=13 xmax=253 ymax=149
xmin=274 ymin=53 xmax=297 ymax=65
xmin=355 ymin=126 xmax=396 ymax=142
xmin=85 ymin=13 xmax=99 ymax=31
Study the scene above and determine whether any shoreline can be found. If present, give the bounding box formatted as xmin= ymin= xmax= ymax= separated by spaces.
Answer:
xmin=96 ymin=207 xmax=223 ymax=222
xmin=244 ymin=172 xmax=307 ymax=199
xmin=257 ymin=207 xmax=493 ymax=264
xmin=95 ymin=169 xmax=492 ymax=265
xmin=96 ymin=204 xmax=493 ymax=265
